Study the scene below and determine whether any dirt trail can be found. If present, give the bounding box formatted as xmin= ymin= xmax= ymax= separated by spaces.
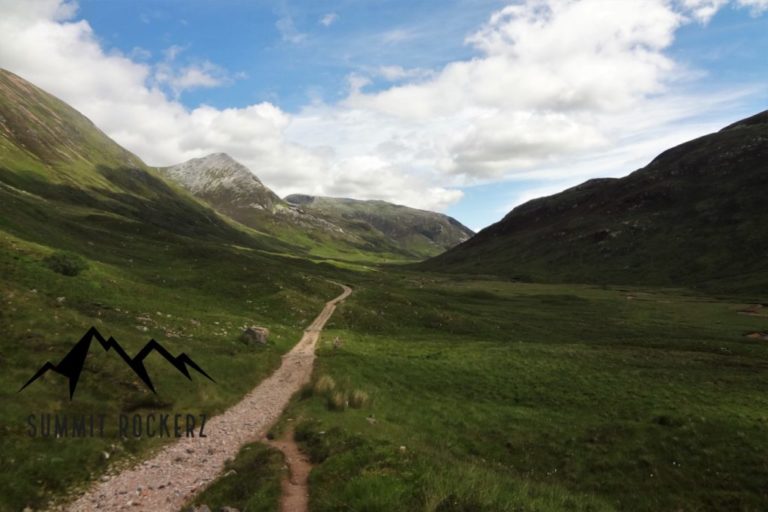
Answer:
xmin=267 ymin=427 xmax=312 ymax=512
xmin=62 ymin=283 xmax=352 ymax=512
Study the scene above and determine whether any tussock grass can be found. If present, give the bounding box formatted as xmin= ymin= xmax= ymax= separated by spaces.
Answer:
xmin=348 ymin=389 xmax=369 ymax=409
xmin=327 ymin=391 xmax=348 ymax=411
xmin=313 ymin=375 xmax=336 ymax=396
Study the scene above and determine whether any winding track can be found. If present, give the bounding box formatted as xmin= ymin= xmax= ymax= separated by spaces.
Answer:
xmin=63 ymin=283 xmax=352 ymax=512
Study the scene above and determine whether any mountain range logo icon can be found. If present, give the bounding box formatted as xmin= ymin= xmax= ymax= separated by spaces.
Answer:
xmin=19 ymin=326 xmax=215 ymax=399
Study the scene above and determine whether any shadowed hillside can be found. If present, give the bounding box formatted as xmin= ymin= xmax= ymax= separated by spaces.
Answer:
xmin=426 ymin=111 xmax=768 ymax=294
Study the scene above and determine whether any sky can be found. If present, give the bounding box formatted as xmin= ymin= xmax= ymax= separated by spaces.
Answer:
xmin=0 ymin=1 xmax=766 ymax=231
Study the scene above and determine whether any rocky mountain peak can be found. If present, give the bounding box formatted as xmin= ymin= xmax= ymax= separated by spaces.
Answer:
xmin=157 ymin=153 xmax=283 ymax=211
xmin=159 ymin=153 xmax=266 ymax=194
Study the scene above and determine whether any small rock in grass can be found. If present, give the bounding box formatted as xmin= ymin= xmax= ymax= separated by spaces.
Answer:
xmin=240 ymin=326 xmax=269 ymax=345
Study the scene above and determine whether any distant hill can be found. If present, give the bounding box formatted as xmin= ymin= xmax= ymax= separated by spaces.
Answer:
xmin=425 ymin=110 xmax=768 ymax=293
xmin=285 ymin=194 xmax=473 ymax=257
xmin=158 ymin=152 xmax=473 ymax=260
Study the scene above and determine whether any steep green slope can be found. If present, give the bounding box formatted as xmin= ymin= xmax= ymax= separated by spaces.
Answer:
xmin=0 ymin=68 xmax=142 ymax=188
xmin=426 ymin=111 xmax=768 ymax=293
xmin=0 ymin=69 xmax=342 ymax=511
xmin=285 ymin=194 xmax=474 ymax=258
xmin=0 ymin=68 xmax=294 ymax=249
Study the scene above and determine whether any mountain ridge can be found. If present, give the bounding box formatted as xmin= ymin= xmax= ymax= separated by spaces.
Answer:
xmin=425 ymin=109 xmax=768 ymax=293
xmin=284 ymin=192 xmax=474 ymax=256
xmin=159 ymin=152 xmax=474 ymax=259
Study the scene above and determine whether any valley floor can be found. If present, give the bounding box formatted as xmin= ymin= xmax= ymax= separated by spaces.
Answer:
xmin=4 ymin=229 xmax=768 ymax=511
xmin=197 ymin=273 xmax=768 ymax=512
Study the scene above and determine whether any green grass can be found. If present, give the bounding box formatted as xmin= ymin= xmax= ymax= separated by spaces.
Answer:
xmin=0 ymin=224 xmax=343 ymax=511
xmin=185 ymin=443 xmax=284 ymax=512
xmin=267 ymin=274 xmax=768 ymax=511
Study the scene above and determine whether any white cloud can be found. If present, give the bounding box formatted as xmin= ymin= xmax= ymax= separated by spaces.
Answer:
xmin=738 ymin=0 xmax=768 ymax=14
xmin=0 ymin=0 xmax=765 ymax=215
xmin=154 ymin=59 xmax=230 ymax=98
xmin=276 ymin=15 xmax=306 ymax=44
xmin=319 ymin=12 xmax=338 ymax=27
xmin=376 ymin=65 xmax=432 ymax=82
xmin=681 ymin=0 xmax=768 ymax=22
xmin=341 ymin=0 xmax=762 ymax=184
xmin=150 ymin=45 xmax=238 ymax=98
xmin=380 ymin=28 xmax=418 ymax=44
xmin=352 ymin=0 xmax=682 ymax=118
xmin=346 ymin=73 xmax=372 ymax=94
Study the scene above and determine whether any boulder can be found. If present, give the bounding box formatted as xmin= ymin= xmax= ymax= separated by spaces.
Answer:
xmin=240 ymin=326 xmax=269 ymax=345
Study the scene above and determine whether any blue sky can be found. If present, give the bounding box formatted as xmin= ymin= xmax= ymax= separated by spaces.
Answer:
xmin=77 ymin=0 xmax=504 ymax=110
xmin=1 ymin=0 xmax=767 ymax=231
xmin=76 ymin=1 xmax=768 ymax=109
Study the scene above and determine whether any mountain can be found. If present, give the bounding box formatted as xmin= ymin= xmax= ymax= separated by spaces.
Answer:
xmin=285 ymin=194 xmax=474 ymax=257
xmin=158 ymin=153 xmax=283 ymax=213
xmin=426 ymin=110 xmax=768 ymax=293
xmin=0 ymin=68 xmax=142 ymax=185
xmin=159 ymin=153 xmax=473 ymax=260
xmin=0 ymin=68 xmax=285 ymax=249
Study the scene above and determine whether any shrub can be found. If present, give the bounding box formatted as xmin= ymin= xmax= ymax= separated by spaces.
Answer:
xmin=348 ymin=389 xmax=369 ymax=409
xmin=313 ymin=375 xmax=336 ymax=396
xmin=44 ymin=251 xmax=89 ymax=277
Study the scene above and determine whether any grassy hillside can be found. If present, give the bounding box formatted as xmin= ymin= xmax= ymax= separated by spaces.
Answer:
xmin=425 ymin=111 xmax=768 ymax=294
xmin=0 ymin=68 xmax=345 ymax=511
xmin=286 ymin=194 xmax=474 ymax=259
xmin=0 ymin=69 xmax=142 ymax=188
xmin=157 ymin=153 xmax=463 ymax=264
xmin=157 ymin=155 xmax=474 ymax=263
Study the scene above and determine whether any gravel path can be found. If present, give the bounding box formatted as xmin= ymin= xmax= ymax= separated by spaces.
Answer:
xmin=61 ymin=284 xmax=352 ymax=512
